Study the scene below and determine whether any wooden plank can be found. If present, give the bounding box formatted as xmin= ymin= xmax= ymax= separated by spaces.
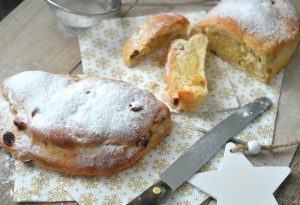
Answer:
xmin=207 ymin=0 xmax=300 ymax=204
xmin=124 ymin=1 xmax=218 ymax=17
xmin=0 ymin=1 xmax=82 ymax=204
xmin=276 ymin=145 xmax=300 ymax=204
xmin=0 ymin=0 xmax=81 ymax=81
xmin=0 ymin=0 xmax=299 ymax=204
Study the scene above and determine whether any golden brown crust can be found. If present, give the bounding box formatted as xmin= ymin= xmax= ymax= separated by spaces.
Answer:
xmin=0 ymin=71 xmax=172 ymax=176
xmin=122 ymin=13 xmax=189 ymax=67
xmin=15 ymin=117 xmax=171 ymax=176
xmin=0 ymin=108 xmax=172 ymax=176
xmin=191 ymin=0 xmax=299 ymax=83
xmin=191 ymin=17 xmax=299 ymax=58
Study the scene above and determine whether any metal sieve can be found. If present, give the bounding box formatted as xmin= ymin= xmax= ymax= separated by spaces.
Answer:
xmin=46 ymin=0 xmax=122 ymax=28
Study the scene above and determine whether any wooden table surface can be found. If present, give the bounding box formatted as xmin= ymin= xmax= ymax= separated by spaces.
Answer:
xmin=0 ymin=0 xmax=299 ymax=204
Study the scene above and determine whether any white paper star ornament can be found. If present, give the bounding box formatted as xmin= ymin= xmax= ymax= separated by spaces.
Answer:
xmin=188 ymin=143 xmax=291 ymax=205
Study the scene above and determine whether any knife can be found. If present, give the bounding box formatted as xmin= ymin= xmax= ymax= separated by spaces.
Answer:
xmin=127 ymin=97 xmax=272 ymax=205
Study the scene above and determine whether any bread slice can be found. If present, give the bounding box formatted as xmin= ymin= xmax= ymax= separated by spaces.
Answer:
xmin=122 ymin=13 xmax=189 ymax=68
xmin=164 ymin=34 xmax=208 ymax=112
xmin=191 ymin=0 xmax=299 ymax=83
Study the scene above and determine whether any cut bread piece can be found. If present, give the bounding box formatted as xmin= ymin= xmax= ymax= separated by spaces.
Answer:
xmin=164 ymin=34 xmax=208 ymax=112
xmin=122 ymin=13 xmax=189 ymax=68
xmin=191 ymin=0 xmax=299 ymax=83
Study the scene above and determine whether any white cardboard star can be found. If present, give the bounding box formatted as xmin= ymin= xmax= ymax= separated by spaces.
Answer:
xmin=188 ymin=143 xmax=291 ymax=205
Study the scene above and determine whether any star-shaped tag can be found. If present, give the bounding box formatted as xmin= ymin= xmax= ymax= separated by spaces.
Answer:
xmin=188 ymin=143 xmax=291 ymax=205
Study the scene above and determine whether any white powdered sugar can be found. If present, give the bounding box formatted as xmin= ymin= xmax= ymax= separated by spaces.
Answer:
xmin=77 ymin=144 xmax=139 ymax=168
xmin=0 ymin=152 xmax=14 ymax=184
xmin=3 ymin=71 xmax=165 ymax=146
xmin=275 ymin=0 xmax=298 ymax=21
xmin=203 ymin=0 xmax=298 ymax=41
xmin=0 ymin=95 xmax=14 ymax=130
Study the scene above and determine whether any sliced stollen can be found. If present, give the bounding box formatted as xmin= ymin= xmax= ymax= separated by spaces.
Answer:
xmin=191 ymin=0 xmax=299 ymax=83
xmin=0 ymin=71 xmax=172 ymax=176
xmin=164 ymin=34 xmax=209 ymax=112
xmin=122 ymin=13 xmax=189 ymax=67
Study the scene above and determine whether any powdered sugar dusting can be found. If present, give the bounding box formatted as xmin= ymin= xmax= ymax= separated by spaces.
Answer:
xmin=275 ymin=0 xmax=298 ymax=21
xmin=203 ymin=0 xmax=298 ymax=41
xmin=3 ymin=71 xmax=166 ymax=146
xmin=0 ymin=152 xmax=14 ymax=184
xmin=77 ymin=144 xmax=139 ymax=168
xmin=0 ymin=93 xmax=35 ymax=156
xmin=0 ymin=94 xmax=14 ymax=129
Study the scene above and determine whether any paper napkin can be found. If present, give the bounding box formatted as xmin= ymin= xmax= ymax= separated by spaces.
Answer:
xmin=14 ymin=11 xmax=284 ymax=205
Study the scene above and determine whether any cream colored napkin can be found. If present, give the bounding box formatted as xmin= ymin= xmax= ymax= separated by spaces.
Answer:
xmin=13 ymin=12 xmax=284 ymax=205
xmin=80 ymin=11 xmax=239 ymax=115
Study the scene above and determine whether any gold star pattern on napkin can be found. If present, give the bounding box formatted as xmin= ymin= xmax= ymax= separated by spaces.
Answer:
xmin=13 ymin=12 xmax=285 ymax=205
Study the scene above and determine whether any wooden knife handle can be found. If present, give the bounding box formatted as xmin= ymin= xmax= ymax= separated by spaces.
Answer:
xmin=127 ymin=180 xmax=173 ymax=205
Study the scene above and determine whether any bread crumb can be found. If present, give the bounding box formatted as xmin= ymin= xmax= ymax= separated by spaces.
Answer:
xmin=153 ymin=55 xmax=166 ymax=68
xmin=147 ymin=81 xmax=160 ymax=93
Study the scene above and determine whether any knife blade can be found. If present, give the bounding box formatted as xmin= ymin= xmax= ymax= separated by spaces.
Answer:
xmin=127 ymin=97 xmax=272 ymax=205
